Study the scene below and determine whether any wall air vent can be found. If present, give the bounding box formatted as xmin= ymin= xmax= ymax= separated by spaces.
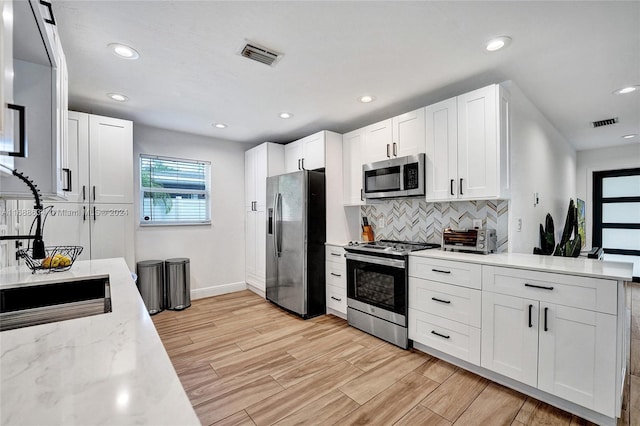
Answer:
xmin=591 ymin=117 xmax=619 ymax=128
xmin=240 ymin=42 xmax=281 ymax=67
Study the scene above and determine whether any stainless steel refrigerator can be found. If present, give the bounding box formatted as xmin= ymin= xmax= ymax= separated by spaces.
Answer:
xmin=266 ymin=170 xmax=326 ymax=318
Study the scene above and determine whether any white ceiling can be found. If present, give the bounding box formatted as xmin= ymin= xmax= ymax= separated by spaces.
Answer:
xmin=53 ymin=1 xmax=640 ymax=151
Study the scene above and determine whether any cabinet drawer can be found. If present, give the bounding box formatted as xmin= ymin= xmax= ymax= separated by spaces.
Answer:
xmin=327 ymin=284 xmax=347 ymax=314
xmin=409 ymin=257 xmax=482 ymax=289
xmin=326 ymin=246 xmax=346 ymax=264
xmin=409 ymin=309 xmax=480 ymax=365
xmin=409 ymin=278 xmax=481 ymax=327
xmin=326 ymin=262 xmax=346 ymax=288
xmin=483 ymin=266 xmax=617 ymax=314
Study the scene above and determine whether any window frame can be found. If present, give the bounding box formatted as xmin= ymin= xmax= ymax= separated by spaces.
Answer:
xmin=139 ymin=154 xmax=212 ymax=226
xmin=592 ymin=167 xmax=640 ymax=256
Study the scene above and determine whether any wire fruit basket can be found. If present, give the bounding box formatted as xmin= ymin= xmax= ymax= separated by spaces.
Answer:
xmin=17 ymin=246 xmax=84 ymax=273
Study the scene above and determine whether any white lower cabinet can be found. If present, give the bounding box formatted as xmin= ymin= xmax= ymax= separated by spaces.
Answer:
xmin=482 ymin=267 xmax=618 ymax=418
xmin=325 ymin=245 xmax=346 ymax=316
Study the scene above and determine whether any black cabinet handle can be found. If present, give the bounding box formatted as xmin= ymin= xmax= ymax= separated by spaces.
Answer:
xmin=331 ymin=296 xmax=342 ymax=302
xmin=1 ymin=104 xmax=27 ymax=157
xmin=386 ymin=144 xmax=391 ymax=158
xmin=62 ymin=168 xmax=72 ymax=192
xmin=82 ymin=185 xmax=86 ymax=201
xmin=431 ymin=330 xmax=450 ymax=339
xmin=524 ymin=283 xmax=554 ymax=291
xmin=361 ymin=188 xmax=364 ymax=201
xmin=82 ymin=206 xmax=86 ymax=222
xmin=301 ymin=158 xmax=305 ymax=170
xmin=544 ymin=307 xmax=549 ymax=332
xmin=431 ymin=297 xmax=451 ymax=304
xmin=432 ymin=268 xmax=451 ymax=274
xmin=92 ymin=185 xmax=96 ymax=201
xmin=330 ymin=253 xmax=342 ymax=257
xmin=393 ymin=142 xmax=397 ymax=157
xmin=40 ymin=0 xmax=56 ymax=25
xmin=330 ymin=273 xmax=342 ymax=277
xmin=93 ymin=206 xmax=96 ymax=221
xmin=460 ymin=178 xmax=464 ymax=196
xmin=297 ymin=159 xmax=301 ymax=170
xmin=450 ymin=179 xmax=454 ymax=196
xmin=528 ymin=304 xmax=533 ymax=328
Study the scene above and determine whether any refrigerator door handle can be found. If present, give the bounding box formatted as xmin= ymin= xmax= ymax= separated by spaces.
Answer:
xmin=275 ymin=193 xmax=283 ymax=257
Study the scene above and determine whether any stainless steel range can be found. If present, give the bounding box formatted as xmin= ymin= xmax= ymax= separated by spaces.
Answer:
xmin=344 ymin=240 xmax=440 ymax=349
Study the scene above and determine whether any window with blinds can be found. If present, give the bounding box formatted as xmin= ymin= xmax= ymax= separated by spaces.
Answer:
xmin=140 ymin=155 xmax=211 ymax=225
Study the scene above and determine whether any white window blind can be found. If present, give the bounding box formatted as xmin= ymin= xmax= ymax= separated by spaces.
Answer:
xmin=140 ymin=155 xmax=211 ymax=225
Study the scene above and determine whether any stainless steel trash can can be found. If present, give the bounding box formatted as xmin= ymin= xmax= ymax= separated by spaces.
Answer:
xmin=165 ymin=258 xmax=191 ymax=310
xmin=136 ymin=260 xmax=165 ymax=314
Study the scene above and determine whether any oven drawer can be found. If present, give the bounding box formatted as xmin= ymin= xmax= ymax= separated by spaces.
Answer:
xmin=409 ymin=309 xmax=481 ymax=365
xmin=326 ymin=284 xmax=346 ymax=314
xmin=483 ymin=266 xmax=617 ymax=314
xmin=409 ymin=278 xmax=481 ymax=327
xmin=326 ymin=262 xmax=346 ymax=288
xmin=409 ymin=257 xmax=482 ymax=289
xmin=326 ymin=246 xmax=346 ymax=264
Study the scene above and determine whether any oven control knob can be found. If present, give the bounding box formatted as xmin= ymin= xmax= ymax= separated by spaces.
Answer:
xmin=479 ymin=243 xmax=485 ymax=249
xmin=479 ymin=236 xmax=485 ymax=241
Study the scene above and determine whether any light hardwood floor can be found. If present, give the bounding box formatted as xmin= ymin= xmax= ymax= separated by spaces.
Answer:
xmin=153 ymin=288 xmax=640 ymax=426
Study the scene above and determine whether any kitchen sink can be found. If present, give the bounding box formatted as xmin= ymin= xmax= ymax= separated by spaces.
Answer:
xmin=0 ymin=277 xmax=111 ymax=332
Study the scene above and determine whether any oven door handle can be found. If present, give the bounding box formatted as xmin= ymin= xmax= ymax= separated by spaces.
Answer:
xmin=345 ymin=252 xmax=405 ymax=269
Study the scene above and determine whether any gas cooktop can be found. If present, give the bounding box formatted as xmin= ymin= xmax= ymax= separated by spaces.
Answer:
xmin=345 ymin=240 xmax=441 ymax=256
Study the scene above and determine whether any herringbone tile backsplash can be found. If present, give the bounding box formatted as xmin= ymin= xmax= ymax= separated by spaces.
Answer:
xmin=361 ymin=199 xmax=509 ymax=252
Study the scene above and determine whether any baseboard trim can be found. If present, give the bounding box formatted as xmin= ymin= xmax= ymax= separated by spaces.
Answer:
xmin=191 ymin=281 xmax=247 ymax=300
xmin=246 ymin=284 xmax=265 ymax=299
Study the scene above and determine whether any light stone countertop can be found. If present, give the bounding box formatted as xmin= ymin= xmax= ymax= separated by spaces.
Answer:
xmin=0 ymin=258 xmax=200 ymax=425
xmin=410 ymin=249 xmax=633 ymax=281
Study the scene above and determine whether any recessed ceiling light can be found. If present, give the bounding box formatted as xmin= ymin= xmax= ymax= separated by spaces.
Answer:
xmin=108 ymin=43 xmax=140 ymax=60
xmin=359 ymin=95 xmax=376 ymax=103
xmin=622 ymin=134 xmax=637 ymax=139
xmin=485 ymin=36 xmax=512 ymax=52
xmin=279 ymin=112 xmax=293 ymax=119
xmin=614 ymin=86 xmax=639 ymax=95
xmin=107 ymin=93 xmax=128 ymax=102
xmin=213 ymin=123 xmax=227 ymax=129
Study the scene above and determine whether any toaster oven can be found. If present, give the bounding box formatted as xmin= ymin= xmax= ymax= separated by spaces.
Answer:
xmin=442 ymin=228 xmax=496 ymax=254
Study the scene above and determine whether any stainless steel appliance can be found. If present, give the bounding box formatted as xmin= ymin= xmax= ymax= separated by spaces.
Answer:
xmin=362 ymin=154 xmax=425 ymax=200
xmin=344 ymin=240 xmax=440 ymax=348
xmin=266 ymin=170 xmax=326 ymax=318
xmin=442 ymin=228 xmax=496 ymax=254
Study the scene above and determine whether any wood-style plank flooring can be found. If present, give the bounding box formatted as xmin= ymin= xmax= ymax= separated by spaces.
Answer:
xmin=153 ymin=288 xmax=640 ymax=426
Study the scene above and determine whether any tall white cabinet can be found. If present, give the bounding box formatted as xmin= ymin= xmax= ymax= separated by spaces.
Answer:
xmin=425 ymin=84 xmax=510 ymax=201
xmin=24 ymin=111 xmax=135 ymax=269
xmin=245 ymin=142 xmax=284 ymax=294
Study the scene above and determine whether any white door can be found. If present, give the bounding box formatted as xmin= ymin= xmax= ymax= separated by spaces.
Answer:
xmin=284 ymin=141 xmax=302 ymax=173
xmin=254 ymin=207 xmax=266 ymax=288
xmin=89 ymin=115 xmax=133 ymax=204
xmin=538 ymin=303 xmax=617 ymax=417
xmin=481 ymin=292 xmax=539 ymax=387
xmin=40 ymin=202 xmax=91 ymax=262
xmin=393 ymin=107 xmax=425 ymax=157
xmin=365 ymin=119 xmax=393 ymax=164
xmin=89 ymin=203 xmax=134 ymax=269
xmin=64 ymin=112 xmax=89 ymax=203
xmin=457 ymin=85 xmax=498 ymax=199
xmin=255 ymin=144 xmax=268 ymax=209
xmin=425 ymin=98 xmax=457 ymax=201
xmin=245 ymin=148 xmax=256 ymax=209
xmin=342 ymin=129 xmax=365 ymax=206
xmin=245 ymin=209 xmax=256 ymax=278
xmin=301 ymin=132 xmax=325 ymax=170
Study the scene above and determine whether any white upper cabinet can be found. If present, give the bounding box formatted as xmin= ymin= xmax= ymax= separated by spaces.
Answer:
xmin=284 ymin=131 xmax=326 ymax=172
xmin=89 ymin=115 xmax=133 ymax=204
xmin=0 ymin=0 xmax=15 ymax=173
xmin=64 ymin=112 xmax=89 ymax=203
xmin=365 ymin=108 xmax=426 ymax=164
xmin=425 ymin=84 xmax=510 ymax=201
xmin=342 ymin=128 xmax=365 ymax=206
xmin=393 ymin=107 xmax=426 ymax=158
xmin=364 ymin=119 xmax=393 ymax=164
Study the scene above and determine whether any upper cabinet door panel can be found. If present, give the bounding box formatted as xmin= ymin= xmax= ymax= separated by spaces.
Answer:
xmin=89 ymin=115 xmax=133 ymax=204
xmin=64 ymin=111 xmax=90 ymax=203
xmin=393 ymin=107 xmax=425 ymax=158
xmin=301 ymin=132 xmax=325 ymax=170
xmin=425 ymin=98 xmax=457 ymax=201
xmin=245 ymin=148 xmax=256 ymax=207
xmin=365 ymin=119 xmax=393 ymax=164
xmin=342 ymin=128 xmax=365 ymax=206
xmin=284 ymin=141 xmax=302 ymax=173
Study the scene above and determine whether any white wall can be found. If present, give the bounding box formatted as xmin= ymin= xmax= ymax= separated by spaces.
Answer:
xmin=576 ymin=144 xmax=640 ymax=249
xmin=134 ymin=124 xmax=250 ymax=298
xmin=506 ymin=82 xmax=577 ymax=254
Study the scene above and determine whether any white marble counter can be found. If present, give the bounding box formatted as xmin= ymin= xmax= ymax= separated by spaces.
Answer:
xmin=410 ymin=250 xmax=633 ymax=281
xmin=0 ymin=258 xmax=200 ymax=425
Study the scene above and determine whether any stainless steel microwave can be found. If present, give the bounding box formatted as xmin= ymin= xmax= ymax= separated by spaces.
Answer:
xmin=362 ymin=154 xmax=425 ymax=199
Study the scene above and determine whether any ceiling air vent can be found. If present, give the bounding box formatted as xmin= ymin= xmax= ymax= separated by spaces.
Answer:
xmin=591 ymin=117 xmax=619 ymax=128
xmin=240 ymin=42 xmax=281 ymax=67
